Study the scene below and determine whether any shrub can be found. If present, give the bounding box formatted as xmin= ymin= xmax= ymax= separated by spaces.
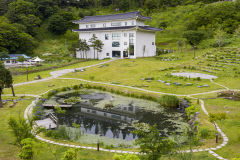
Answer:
xmin=199 ymin=128 xmax=211 ymax=139
xmin=159 ymin=95 xmax=179 ymax=108
xmin=185 ymin=105 xmax=199 ymax=119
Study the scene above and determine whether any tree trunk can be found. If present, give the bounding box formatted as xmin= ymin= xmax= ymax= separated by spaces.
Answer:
xmin=85 ymin=51 xmax=88 ymax=59
xmin=11 ymin=86 xmax=15 ymax=97
xmin=97 ymin=51 xmax=99 ymax=60
xmin=94 ymin=49 xmax=96 ymax=59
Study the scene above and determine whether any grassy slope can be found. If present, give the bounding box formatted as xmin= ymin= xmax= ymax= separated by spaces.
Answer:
xmin=203 ymin=98 xmax=240 ymax=159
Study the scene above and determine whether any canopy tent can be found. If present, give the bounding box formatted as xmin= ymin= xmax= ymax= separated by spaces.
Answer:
xmin=32 ymin=56 xmax=44 ymax=62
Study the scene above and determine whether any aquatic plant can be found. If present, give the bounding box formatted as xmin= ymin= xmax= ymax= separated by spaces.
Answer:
xmin=158 ymin=95 xmax=179 ymax=108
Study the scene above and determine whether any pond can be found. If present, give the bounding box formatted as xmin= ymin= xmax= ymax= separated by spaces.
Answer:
xmin=40 ymin=89 xmax=188 ymax=143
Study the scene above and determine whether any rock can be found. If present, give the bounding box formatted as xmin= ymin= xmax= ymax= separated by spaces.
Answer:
xmin=186 ymin=83 xmax=193 ymax=86
xmin=166 ymin=83 xmax=171 ymax=86
xmin=202 ymin=84 xmax=209 ymax=87
xmin=157 ymin=80 xmax=166 ymax=83
xmin=197 ymin=86 xmax=203 ymax=88
xmin=141 ymin=78 xmax=145 ymax=81
xmin=146 ymin=80 xmax=151 ymax=82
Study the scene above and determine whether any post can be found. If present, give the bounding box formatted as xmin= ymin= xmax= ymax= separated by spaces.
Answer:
xmin=193 ymin=46 xmax=196 ymax=59
xmin=97 ymin=140 xmax=100 ymax=151
xmin=216 ymin=133 xmax=218 ymax=143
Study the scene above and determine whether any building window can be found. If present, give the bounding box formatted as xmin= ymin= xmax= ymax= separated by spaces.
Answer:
xmin=124 ymin=42 xmax=127 ymax=45
xmin=105 ymin=34 xmax=109 ymax=40
xmin=103 ymin=23 xmax=106 ymax=27
xmin=112 ymin=33 xmax=121 ymax=40
xmin=90 ymin=24 xmax=96 ymax=28
xmin=125 ymin=22 xmax=127 ymax=26
xmin=111 ymin=22 xmax=121 ymax=27
xmin=129 ymin=33 xmax=134 ymax=37
xmin=152 ymin=42 xmax=154 ymax=45
xmin=112 ymin=41 xmax=120 ymax=47
xmin=131 ymin=21 xmax=135 ymax=25
xmin=86 ymin=25 xmax=89 ymax=28
xmin=106 ymin=53 xmax=110 ymax=56
xmin=124 ymin=33 xmax=127 ymax=37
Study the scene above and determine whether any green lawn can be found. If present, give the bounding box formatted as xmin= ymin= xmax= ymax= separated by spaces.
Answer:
xmin=203 ymin=98 xmax=240 ymax=159
xmin=12 ymin=59 xmax=108 ymax=84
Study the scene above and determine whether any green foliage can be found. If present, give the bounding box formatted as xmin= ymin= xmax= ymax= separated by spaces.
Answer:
xmin=44 ymin=126 xmax=70 ymax=140
xmin=199 ymin=127 xmax=211 ymax=139
xmin=132 ymin=123 xmax=175 ymax=160
xmin=0 ymin=63 xmax=12 ymax=107
xmin=18 ymin=138 xmax=34 ymax=160
xmin=6 ymin=0 xmax=41 ymax=35
xmin=47 ymin=14 xmax=68 ymax=35
xmin=185 ymin=105 xmax=199 ymax=119
xmin=209 ymin=112 xmax=227 ymax=124
xmin=54 ymin=104 xmax=66 ymax=114
xmin=62 ymin=148 xmax=78 ymax=160
xmin=183 ymin=30 xmax=205 ymax=47
xmin=0 ymin=20 xmax=36 ymax=54
xmin=8 ymin=116 xmax=33 ymax=146
xmin=113 ymin=153 xmax=140 ymax=160
xmin=159 ymin=95 xmax=179 ymax=108
xmin=17 ymin=56 xmax=26 ymax=63
xmin=64 ymin=97 xmax=81 ymax=104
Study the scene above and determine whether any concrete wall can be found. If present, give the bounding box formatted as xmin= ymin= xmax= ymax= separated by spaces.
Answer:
xmin=136 ymin=31 xmax=156 ymax=58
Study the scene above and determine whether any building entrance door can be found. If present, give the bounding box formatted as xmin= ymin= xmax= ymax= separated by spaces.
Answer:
xmin=112 ymin=51 xmax=121 ymax=58
xmin=123 ymin=51 xmax=128 ymax=58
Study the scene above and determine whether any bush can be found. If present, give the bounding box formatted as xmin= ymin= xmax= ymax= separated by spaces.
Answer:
xmin=185 ymin=105 xmax=199 ymax=119
xmin=159 ymin=95 xmax=179 ymax=108
xmin=199 ymin=128 xmax=211 ymax=139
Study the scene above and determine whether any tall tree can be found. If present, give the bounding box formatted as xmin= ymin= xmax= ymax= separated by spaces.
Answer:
xmin=183 ymin=30 xmax=205 ymax=58
xmin=214 ymin=28 xmax=227 ymax=50
xmin=82 ymin=40 xmax=90 ymax=59
xmin=89 ymin=34 xmax=98 ymax=59
xmin=0 ymin=62 xmax=13 ymax=107
xmin=95 ymin=39 xmax=104 ymax=59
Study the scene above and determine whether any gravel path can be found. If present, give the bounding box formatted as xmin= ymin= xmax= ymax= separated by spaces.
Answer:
xmin=171 ymin=72 xmax=218 ymax=80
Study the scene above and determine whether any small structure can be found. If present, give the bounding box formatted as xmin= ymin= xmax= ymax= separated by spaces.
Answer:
xmin=2 ymin=54 xmax=31 ymax=67
xmin=31 ymin=56 xmax=45 ymax=64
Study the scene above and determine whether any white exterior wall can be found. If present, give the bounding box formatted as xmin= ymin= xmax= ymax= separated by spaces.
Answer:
xmin=76 ymin=29 xmax=137 ymax=59
xmin=136 ymin=31 xmax=156 ymax=57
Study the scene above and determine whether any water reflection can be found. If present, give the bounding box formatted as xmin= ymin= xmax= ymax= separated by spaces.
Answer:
xmin=44 ymin=90 xmax=186 ymax=141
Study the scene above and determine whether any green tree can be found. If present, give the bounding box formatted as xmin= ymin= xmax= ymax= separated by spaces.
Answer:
xmin=62 ymin=148 xmax=78 ymax=160
xmin=132 ymin=123 xmax=175 ymax=160
xmin=95 ymin=39 xmax=104 ymax=59
xmin=0 ymin=20 xmax=36 ymax=54
xmin=47 ymin=14 xmax=67 ymax=34
xmin=209 ymin=112 xmax=227 ymax=129
xmin=214 ymin=28 xmax=227 ymax=50
xmin=18 ymin=138 xmax=34 ymax=160
xmin=0 ymin=63 xmax=12 ymax=107
xmin=183 ymin=30 xmax=205 ymax=58
xmin=69 ymin=41 xmax=79 ymax=57
xmin=0 ymin=52 xmax=9 ymax=60
xmin=17 ymin=56 xmax=27 ymax=66
xmin=177 ymin=39 xmax=184 ymax=52
xmin=89 ymin=34 xmax=98 ymax=59
xmin=8 ymin=115 xmax=34 ymax=146
xmin=6 ymin=0 xmax=41 ymax=35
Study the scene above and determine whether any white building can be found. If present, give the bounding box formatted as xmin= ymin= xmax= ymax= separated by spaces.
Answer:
xmin=73 ymin=11 xmax=162 ymax=59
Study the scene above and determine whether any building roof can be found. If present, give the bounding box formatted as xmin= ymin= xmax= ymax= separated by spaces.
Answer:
xmin=73 ymin=11 xmax=152 ymax=23
xmin=73 ymin=25 xmax=162 ymax=32
xmin=8 ymin=54 xmax=30 ymax=60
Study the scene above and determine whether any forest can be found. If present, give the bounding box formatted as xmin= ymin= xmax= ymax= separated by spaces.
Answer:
xmin=0 ymin=0 xmax=240 ymax=56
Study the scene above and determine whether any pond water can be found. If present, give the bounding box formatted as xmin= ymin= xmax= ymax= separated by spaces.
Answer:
xmin=41 ymin=89 xmax=188 ymax=142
